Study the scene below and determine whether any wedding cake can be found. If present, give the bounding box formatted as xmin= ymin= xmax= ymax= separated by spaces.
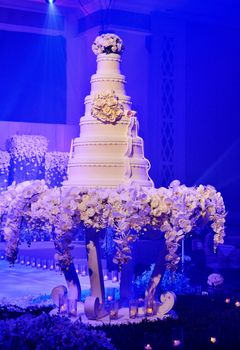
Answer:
xmin=65 ymin=34 xmax=153 ymax=188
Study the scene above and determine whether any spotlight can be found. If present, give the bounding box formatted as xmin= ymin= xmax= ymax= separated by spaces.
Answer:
xmin=45 ymin=0 xmax=56 ymax=4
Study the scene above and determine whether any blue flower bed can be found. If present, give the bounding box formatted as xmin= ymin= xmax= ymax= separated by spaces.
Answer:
xmin=0 ymin=312 xmax=116 ymax=350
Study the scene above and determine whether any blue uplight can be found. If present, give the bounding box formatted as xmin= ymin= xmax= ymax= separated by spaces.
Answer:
xmin=45 ymin=0 xmax=56 ymax=4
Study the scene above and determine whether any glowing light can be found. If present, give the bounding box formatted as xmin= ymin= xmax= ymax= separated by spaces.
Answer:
xmin=45 ymin=0 xmax=56 ymax=4
xmin=144 ymin=345 xmax=152 ymax=350
xmin=235 ymin=301 xmax=240 ymax=307
xmin=173 ymin=339 xmax=182 ymax=347
xmin=225 ymin=298 xmax=231 ymax=304
xmin=210 ymin=337 xmax=217 ymax=344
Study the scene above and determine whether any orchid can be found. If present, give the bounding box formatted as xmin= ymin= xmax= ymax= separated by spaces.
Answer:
xmin=0 ymin=179 xmax=226 ymax=270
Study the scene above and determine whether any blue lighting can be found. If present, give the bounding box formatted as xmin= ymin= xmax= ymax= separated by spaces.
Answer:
xmin=46 ymin=0 xmax=56 ymax=4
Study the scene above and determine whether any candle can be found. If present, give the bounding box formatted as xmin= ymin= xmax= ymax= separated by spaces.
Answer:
xmin=210 ymin=337 xmax=217 ymax=344
xmin=137 ymin=307 xmax=145 ymax=317
xmin=173 ymin=339 xmax=182 ymax=347
xmin=146 ymin=307 xmax=153 ymax=317
xmin=59 ymin=295 xmax=68 ymax=315
xmin=144 ymin=344 xmax=152 ymax=350
xmin=67 ymin=299 xmax=77 ymax=317
xmin=111 ymin=271 xmax=118 ymax=282
xmin=109 ymin=300 xmax=118 ymax=320
xmin=145 ymin=299 xmax=154 ymax=317
xmin=129 ymin=300 xmax=138 ymax=319
xmin=60 ymin=303 xmax=67 ymax=313
xmin=80 ymin=265 xmax=87 ymax=276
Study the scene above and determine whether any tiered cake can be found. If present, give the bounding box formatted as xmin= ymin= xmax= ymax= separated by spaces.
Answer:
xmin=65 ymin=34 xmax=153 ymax=188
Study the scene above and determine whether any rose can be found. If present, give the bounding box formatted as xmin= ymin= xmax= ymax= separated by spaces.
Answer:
xmin=207 ymin=273 xmax=224 ymax=287
xmin=92 ymin=33 xmax=124 ymax=55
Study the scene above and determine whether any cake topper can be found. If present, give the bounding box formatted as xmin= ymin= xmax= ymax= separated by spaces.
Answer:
xmin=92 ymin=33 xmax=124 ymax=55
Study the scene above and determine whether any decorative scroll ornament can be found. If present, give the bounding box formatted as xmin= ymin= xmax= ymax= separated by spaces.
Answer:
xmin=92 ymin=33 xmax=124 ymax=55
xmin=91 ymin=91 xmax=124 ymax=124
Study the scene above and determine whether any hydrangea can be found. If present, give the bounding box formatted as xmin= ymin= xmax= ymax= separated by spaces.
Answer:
xmin=0 ymin=313 xmax=116 ymax=349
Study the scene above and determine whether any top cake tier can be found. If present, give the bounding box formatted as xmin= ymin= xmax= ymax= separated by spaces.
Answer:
xmin=90 ymin=53 xmax=126 ymax=95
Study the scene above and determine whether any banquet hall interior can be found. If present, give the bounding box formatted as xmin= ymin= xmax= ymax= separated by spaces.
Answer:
xmin=0 ymin=1 xmax=240 ymax=349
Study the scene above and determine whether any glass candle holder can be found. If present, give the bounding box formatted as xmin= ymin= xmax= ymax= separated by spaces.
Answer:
xmin=36 ymin=258 xmax=41 ymax=268
xmin=59 ymin=295 xmax=68 ymax=315
xmin=172 ymin=327 xmax=184 ymax=348
xmin=145 ymin=299 xmax=154 ymax=317
xmin=137 ymin=299 xmax=145 ymax=317
xmin=67 ymin=299 xmax=77 ymax=317
xmin=80 ymin=265 xmax=87 ymax=276
xmin=48 ymin=260 xmax=54 ymax=270
xmin=103 ymin=269 xmax=109 ymax=281
xmin=31 ymin=257 xmax=36 ymax=268
xmin=129 ymin=300 xmax=138 ymax=319
xmin=109 ymin=300 xmax=119 ymax=320
xmin=42 ymin=259 xmax=47 ymax=269
xmin=25 ymin=256 xmax=30 ymax=266
xmin=111 ymin=270 xmax=118 ymax=283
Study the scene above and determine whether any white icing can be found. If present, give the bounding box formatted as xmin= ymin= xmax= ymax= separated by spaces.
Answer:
xmin=64 ymin=48 xmax=153 ymax=189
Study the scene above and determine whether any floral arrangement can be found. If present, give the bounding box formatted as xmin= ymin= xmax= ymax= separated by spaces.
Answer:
xmin=0 ymin=179 xmax=226 ymax=271
xmin=45 ymin=152 xmax=69 ymax=187
xmin=207 ymin=273 xmax=224 ymax=287
xmin=0 ymin=313 xmax=116 ymax=349
xmin=0 ymin=151 xmax=10 ymax=192
xmin=92 ymin=33 xmax=124 ymax=55
xmin=133 ymin=265 xmax=193 ymax=297
xmin=91 ymin=91 xmax=125 ymax=123
xmin=7 ymin=135 xmax=48 ymax=162
xmin=6 ymin=135 xmax=48 ymax=184
xmin=0 ymin=151 xmax=10 ymax=174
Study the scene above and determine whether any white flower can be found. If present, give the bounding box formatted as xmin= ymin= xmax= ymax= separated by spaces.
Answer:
xmin=91 ymin=91 xmax=124 ymax=124
xmin=92 ymin=33 xmax=124 ymax=55
xmin=207 ymin=273 xmax=224 ymax=286
xmin=7 ymin=135 xmax=48 ymax=163
xmin=0 ymin=151 xmax=10 ymax=174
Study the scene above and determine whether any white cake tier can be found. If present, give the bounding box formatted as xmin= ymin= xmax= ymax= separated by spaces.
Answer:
xmin=65 ymin=157 xmax=152 ymax=189
xmin=70 ymin=136 xmax=145 ymax=159
xmin=96 ymin=53 xmax=121 ymax=74
xmin=79 ymin=115 xmax=130 ymax=139
xmin=90 ymin=53 xmax=126 ymax=94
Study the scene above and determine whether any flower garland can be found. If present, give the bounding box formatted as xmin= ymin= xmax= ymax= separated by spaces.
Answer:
xmin=92 ymin=33 xmax=124 ymax=55
xmin=0 ymin=180 xmax=226 ymax=271
xmin=45 ymin=152 xmax=69 ymax=187
xmin=91 ymin=91 xmax=125 ymax=123
xmin=7 ymin=135 xmax=48 ymax=163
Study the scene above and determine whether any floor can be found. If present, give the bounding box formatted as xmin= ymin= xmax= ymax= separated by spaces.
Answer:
xmin=0 ymin=260 xmax=118 ymax=307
